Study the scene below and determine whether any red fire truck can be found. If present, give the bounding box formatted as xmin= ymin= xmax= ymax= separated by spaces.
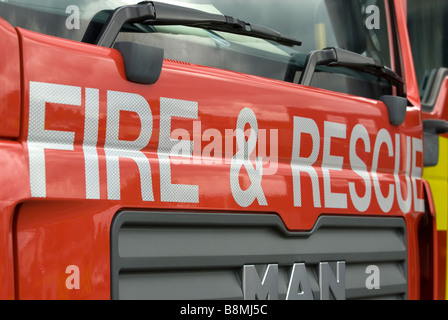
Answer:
xmin=0 ymin=0 xmax=446 ymax=300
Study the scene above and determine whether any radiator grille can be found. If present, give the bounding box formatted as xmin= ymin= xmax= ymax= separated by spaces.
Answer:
xmin=110 ymin=212 xmax=407 ymax=300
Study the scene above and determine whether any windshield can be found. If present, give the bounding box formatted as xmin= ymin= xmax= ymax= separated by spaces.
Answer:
xmin=0 ymin=0 xmax=394 ymax=97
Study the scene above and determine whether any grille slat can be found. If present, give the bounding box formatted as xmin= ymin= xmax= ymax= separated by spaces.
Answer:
xmin=117 ymin=250 xmax=407 ymax=271
xmin=111 ymin=212 xmax=408 ymax=300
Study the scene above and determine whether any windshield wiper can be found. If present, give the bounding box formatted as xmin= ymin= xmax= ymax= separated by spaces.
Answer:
xmin=298 ymin=47 xmax=406 ymax=96
xmin=95 ymin=1 xmax=302 ymax=48
xmin=296 ymin=47 xmax=408 ymax=126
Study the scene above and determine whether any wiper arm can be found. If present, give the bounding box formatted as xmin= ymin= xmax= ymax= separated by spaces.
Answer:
xmin=299 ymin=47 xmax=406 ymax=96
xmin=296 ymin=47 xmax=408 ymax=126
xmin=95 ymin=1 xmax=302 ymax=48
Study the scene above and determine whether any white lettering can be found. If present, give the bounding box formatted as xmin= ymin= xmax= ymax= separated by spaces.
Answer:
xmin=83 ymin=88 xmax=100 ymax=199
xmin=104 ymin=91 xmax=154 ymax=201
xmin=394 ymin=134 xmax=412 ymax=213
xmin=372 ymin=129 xmax=394 ymax=213
xmin=291 ymin=117 xmax=321 ymax=208
xmin=28 ymin=82 xmax=81 ymax=198
xmin=322 ymin=121 xmax=347 ymax=209
xmin=158 ymin=97 xmax=199 ymax=203
xmin=349 ymin=124 xmax=371 ymax=212
xmin=230 ymin=108 xmax=267 ymax=207
xmin=27 ymin=82 xmax=426 ymax=215
xmin=412 ymin=138 xmax=424 ymax=212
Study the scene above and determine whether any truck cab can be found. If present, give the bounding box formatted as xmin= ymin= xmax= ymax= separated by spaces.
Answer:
xmin=0 ymin=0 xmax=439 ymax=300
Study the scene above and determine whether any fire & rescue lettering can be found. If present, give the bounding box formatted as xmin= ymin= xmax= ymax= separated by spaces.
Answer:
xmin=27 ymin=81 xmax=423 ymax=213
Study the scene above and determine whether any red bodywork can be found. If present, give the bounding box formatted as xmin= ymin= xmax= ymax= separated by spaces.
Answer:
xmin=0 ymin=0 xmax=432 ymax=299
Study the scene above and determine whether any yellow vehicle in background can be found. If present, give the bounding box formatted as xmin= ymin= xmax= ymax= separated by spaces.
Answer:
xmin=408 ymin=0 xmax=448 ymax=300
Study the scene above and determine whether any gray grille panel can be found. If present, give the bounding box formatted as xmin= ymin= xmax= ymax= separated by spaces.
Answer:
xmin=111 ymin=212 xmax=408 ymax=300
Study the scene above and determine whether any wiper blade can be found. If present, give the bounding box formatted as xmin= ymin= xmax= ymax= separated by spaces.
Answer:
xmin=96 ymin=1 xmax=302 ymax=48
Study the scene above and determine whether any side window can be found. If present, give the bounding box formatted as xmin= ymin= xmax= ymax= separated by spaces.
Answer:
xmin=407 ymin=1 xmax=448 ymax=103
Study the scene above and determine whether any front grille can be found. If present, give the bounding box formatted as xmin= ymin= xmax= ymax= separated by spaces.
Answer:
xmin=110 ymin=211 xmax=408 ymax=300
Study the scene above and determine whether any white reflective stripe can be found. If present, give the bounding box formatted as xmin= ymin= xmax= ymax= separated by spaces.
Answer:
xmin=322 ymin=121 xmax=347 ymax=209
xmin=158 ymin=97 xmax=199 ymax=203
xmin=83 ymin=88 xmax=100 ymax=200
xmin=372 ymin=129 xmax=394 ymax=213
xmin=291 ymin=116 xmax=321 ymax=208
xmin=28 ymin=81 xmax=81 ymax=198
xmin=230 ymin=107 xmax=267 ymax=208
xmin=348 ymin=124 xmax=372 ymax=212
xmin=394 ymin=134 xmax=412 ymax=213
xmin=104 ymin=90 xmax=154 ymax=201
xmin=412 ymin=137 xmax=424 ymax=213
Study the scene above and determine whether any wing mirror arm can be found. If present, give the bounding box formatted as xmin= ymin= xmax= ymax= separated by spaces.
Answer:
xmin=423 ymin=119 xmax=448 ymax=167
xmin=421 ymin=69 xmax=448 ymax=167
xmin=95 ymin=3 xmax=164 ymax=85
